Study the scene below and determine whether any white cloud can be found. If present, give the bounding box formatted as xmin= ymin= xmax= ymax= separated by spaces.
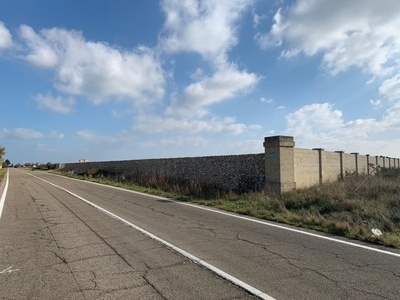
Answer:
xmin=75 ymin=130 xmax=117 ymax=143
xmin=0 ymin=22 xmax=13 ymax=49
xmin=258 ymin=0 xmax=400 ymax=76
xmin=133 ymin=115 xmax=260 ymax=135
xmin=284 ymin=101 xmax=400 ymax=153
xmin=366 ymin=76 xmax=376 ymax=85
xmin=379 ymin=73 xmax=400 ymax=99
xmin=369 ymin=99 xmax=382 ymax=108
xmin=19 ymin=25 xmax=165 ymax=104
xmin=165 ymin=64 xmax=260 ymax=118
xmin=48 ymin=130 xmax=65 ymax=139
xmin=260 ymin=97 xmax=273 ymax=104
xmin=161 ymin=136 xmax=209 ymax=147
xmin=233 ymin=139 xmax=264 ymax=153
xmin=382 ymin=101 xmax=400 ymax=128
xmin=160 ymin=1 xmax=260 ymax=120
xmin=0 ymin=128 xmax=43 ymax=139
xmin=286 ymin=103 xmax=343 ymax=129
xmin=252 ymin=9 xmax=267 ymax=29
xmin=265 ymin=129 xmax=275 ymax=135
xmin=136 ymin=141 xmax=157 ymax=148
xmin=277 ymin=106 xmax=285 ymax=110
xmin=160 ymin=0 xmax=252 ymax=65
xmin=74 ymin=130 xmax=137 ymax=144
xmin=19 ymin=25 xmax=58 ymax=67
xmin=285 ymin=103 xmax=375 ymax=139
xmin=35 ymin=92 xmax=75 ymax=114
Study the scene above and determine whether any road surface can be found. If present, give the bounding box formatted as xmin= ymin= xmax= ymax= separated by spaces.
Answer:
xmin=1 ymin=169 xmax=399 ymax=299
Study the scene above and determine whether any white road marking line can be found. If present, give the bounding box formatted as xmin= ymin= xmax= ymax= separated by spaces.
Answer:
xmin=37 ymin=171 xmax=400 ymax=258
xmin=26 ymin=172 xmax=275 ymax=300
xmin=0 ymin=266 xmax=19 ymax=274
xmin=0 ymin=169 xmax=10 ymax=220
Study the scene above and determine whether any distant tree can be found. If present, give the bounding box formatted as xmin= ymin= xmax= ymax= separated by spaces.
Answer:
xmin=5 ymin=159 xmax=11 ymax=167
xmin=0 ymin=146 xmax=5 ymax=160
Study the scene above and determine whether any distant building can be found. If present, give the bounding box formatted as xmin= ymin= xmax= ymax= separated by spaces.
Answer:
xmin=79 ymin=159 xmax=89 ymax=163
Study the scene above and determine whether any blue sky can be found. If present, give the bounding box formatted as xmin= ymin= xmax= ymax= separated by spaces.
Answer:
xmin=1 ymin=0 xmax=400 ymax=165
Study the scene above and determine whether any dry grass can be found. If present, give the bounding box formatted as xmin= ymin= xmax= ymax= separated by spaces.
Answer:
xmin=0 ymin=168 xmax=6 ymax=184
xmin=55 ymin=167 xmax=400 ymax=249
xmin=195 ymin=168 xmax=400 ymax=249
xmin=62 ymin=168 xmax=234 ymax=200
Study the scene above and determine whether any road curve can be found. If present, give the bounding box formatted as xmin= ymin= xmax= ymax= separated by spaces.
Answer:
xmin=1 ymin=169 xmax=400 ymax=299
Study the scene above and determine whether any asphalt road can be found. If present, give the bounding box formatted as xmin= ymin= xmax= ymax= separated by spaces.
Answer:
xmin=1 ymin=169 xmax=400 ymax=299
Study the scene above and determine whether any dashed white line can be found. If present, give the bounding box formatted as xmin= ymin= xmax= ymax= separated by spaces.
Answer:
xmin=26 ymin=172 xmax=276 ymax=300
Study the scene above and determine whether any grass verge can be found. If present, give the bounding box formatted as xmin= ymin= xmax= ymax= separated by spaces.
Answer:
xmin=0 ymin=168 xmax=6 ymax=184
xmin=51 ymin=168 xmax=400 ymax=249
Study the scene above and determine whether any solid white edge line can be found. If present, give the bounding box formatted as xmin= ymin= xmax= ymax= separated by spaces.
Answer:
xmin=26 ymin=172 xmax=275 ymax=300
xmin=0 ymin=169 xmax=10 ymax=219
xmin=27 ymin=171 xmax=400 ymax=258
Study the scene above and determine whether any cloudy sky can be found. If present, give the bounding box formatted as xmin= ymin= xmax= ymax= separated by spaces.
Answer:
xmin=1 ymin=0 xmax=400 ymax=164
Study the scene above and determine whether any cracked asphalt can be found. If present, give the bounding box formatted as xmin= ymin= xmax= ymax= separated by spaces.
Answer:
xmin=0 ymin=170 xmax=256 ymax=300
xmin=1 ymin=169 xmax=400 ymax=299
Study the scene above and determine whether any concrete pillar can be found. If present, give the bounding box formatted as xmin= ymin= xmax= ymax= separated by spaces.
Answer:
xmin=351 ymin=152 xmax=359 ymax=174
xmin=313 ymin=148 xmax=324 ymax=184
xmin=366 ymin=154 xmax=370 ymax=175
xmin=335 ymin=151 xmax=344 ymax=180
xmin=375 ymin=156 xmax=379 ymax=167
xmin=381 ymin=156 xmax=385 ymax=168
xmin=264 ymin=136 xmax=296 ymax=194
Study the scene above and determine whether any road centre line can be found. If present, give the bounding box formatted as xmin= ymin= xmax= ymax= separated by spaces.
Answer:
xmin=26 ymin=172 xmax=275 ymax=300
xmin=27 ymin=171 xmax=400 ymax=258
xmin=0 ymin=169 xmax=9 ymax=220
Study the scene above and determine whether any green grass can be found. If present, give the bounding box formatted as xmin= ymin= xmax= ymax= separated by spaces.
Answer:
xmin=53 ymin=168 xmax=400 ymax=249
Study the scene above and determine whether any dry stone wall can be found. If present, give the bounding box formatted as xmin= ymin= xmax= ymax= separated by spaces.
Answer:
xmin=61 ymin=153 xmax=265 ymax=193
xmin=58 ymin=136 xmax=400 ymax=195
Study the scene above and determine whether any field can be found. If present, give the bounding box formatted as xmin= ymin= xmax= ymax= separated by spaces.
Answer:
xmin=54 ymin=167 xmax=400 ymax=249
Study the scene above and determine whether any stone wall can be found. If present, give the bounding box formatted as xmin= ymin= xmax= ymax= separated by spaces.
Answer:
xmin=59 ymin=136 xmax=400 ymax=195
xmin=343 ymin=153 xmax=356 ymax=174
xmin=292 ymin=150 xmax=379 ymax=189
xmin=321 ymin=151 xmax=341 ymax=182
xmin=263 ymin=136 xmax=400 ymax=192
xmin=294 ymin=148 xmax=319 ymax=188
xmin=61 ymin=154 xmax=265 ymax=193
